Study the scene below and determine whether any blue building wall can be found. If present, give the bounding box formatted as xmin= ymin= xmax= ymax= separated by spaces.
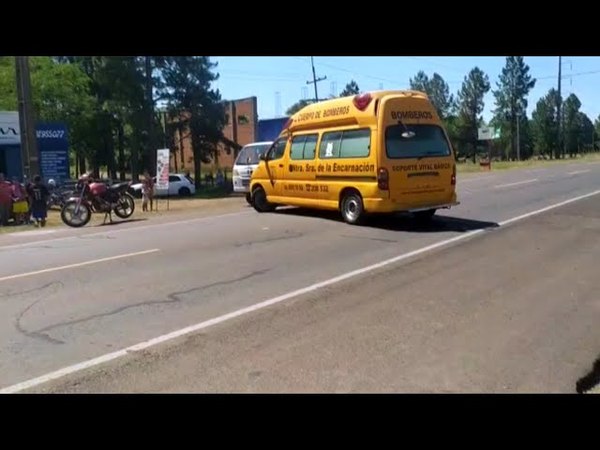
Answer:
xmin=257 ymin=117 xmax=289 ymax=142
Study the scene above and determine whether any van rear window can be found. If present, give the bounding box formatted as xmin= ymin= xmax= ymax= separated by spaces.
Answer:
xmin=385 ymin=124 xmax=451 ymax=159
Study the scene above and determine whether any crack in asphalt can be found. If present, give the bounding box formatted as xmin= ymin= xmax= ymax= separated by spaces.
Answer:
xmin=14 ymin=282 xmax=66 ymax=345
xmin=234 ymin=232 xmax=303 ymax=248
xmin=21 ymin=269 xmax=271 ymax=344
xmin=1 ymin=282 xmax=60 ymax=300
xmin=339 ymin=234 xmax=398 ymax=244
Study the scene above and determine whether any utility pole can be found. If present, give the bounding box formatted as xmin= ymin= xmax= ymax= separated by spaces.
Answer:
xmin=231 ymin=101 xmax=239 ymax=158
xmin=516 ymin=110 xmax=521 ymax=161
xmin=511 ymin=77 xmax=521 ymax=161
xmin=144 ymin=56 xmax=154 ymax=180
xmin=557 ymin=56 xmax=562 ymax=160
xmin=306 ymin=56 xmax=327 ymax=102
xmin=15 ymin=56 xmax=39 ymax=180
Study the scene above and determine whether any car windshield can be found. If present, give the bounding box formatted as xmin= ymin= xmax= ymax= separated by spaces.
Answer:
xmin=235 ymin=144 xmax=271 ymax=165
xmin=385 ymin=124 xmax=452 ymax=159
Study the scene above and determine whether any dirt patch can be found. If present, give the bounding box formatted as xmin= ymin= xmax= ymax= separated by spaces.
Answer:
xmin=0 ymin=195 xmax=249 ymax=234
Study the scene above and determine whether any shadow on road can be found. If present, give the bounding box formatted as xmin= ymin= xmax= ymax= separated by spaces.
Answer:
xmin=576 ymin=355 xmax=600 ymax=393
xmin=275 ymin=207 xmax=499 ymax=233
xmin=95 ymin=218 xmax=149 ymax=227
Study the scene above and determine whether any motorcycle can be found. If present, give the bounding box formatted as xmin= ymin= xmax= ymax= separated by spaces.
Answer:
xmin=60 ymin=177 xmax=135 ymax=228
xmin=47 ymin=191 xmax=67 ymax=210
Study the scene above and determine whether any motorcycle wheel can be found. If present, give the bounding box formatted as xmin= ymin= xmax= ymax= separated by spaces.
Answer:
xmin=61 ymin=200 xmax=92 ymax=228
xmin=113 ymin=193 xmax=135 ymax=219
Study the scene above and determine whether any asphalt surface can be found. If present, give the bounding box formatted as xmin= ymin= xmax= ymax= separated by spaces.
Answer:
xmin=0 ymin=161 xmax=599 ymax=393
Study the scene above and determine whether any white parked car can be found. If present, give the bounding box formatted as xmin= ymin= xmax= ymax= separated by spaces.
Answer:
xmin=130 ymin=173 xmax=196 ymax=197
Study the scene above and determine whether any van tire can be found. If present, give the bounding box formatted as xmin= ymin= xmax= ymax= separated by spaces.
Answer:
xmin=413 ymin=209 xmax=436 ymax=223
xmin=340 ymin=191 xmax=365 ymax=225
xmin=245 ymin=193 xmax=252 ymax=205
xmin=252 ymin=186 xmax=275 ymax=213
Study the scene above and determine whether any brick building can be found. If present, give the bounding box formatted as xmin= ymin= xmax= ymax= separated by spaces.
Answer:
xmin=171 ymin=97 xmax=258 ymax=175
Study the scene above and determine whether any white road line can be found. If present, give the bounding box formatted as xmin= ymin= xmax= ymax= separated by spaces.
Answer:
xmin=498 ymin=190 xmax=600 ymax=227
xmin=0 ymin=249 xmax=159 ymax=283
xmin=494 ymin=179 xmax=538 ymax=189
xmin=567 ymin=169 xmax=591 ymax=175
xmin=2 ymin=189 xmax=600 ymax=394
xmin=0 ymin=211 xmax=251 ymax=251
xmin=459 ymin=176 xmax=492 ymax=183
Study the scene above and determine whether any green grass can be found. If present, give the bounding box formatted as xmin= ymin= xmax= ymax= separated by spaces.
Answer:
xmin=0 ymin=210 xmax=63 ymax=234
xmin=457 ymin=152 xmax=600 ymax=174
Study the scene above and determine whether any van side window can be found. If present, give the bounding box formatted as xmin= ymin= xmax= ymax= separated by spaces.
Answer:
xmin=319 ymin=131 xmax=342 ymax=159
xmin=290 ymin=134 xmax=318 ymax=160
xmin=268 ymin=138 xmax=287 ymax=160
xmin=340 ymin=129 xmax=371 ymax=157
xmin=319 ymin=129 xmax=371 ymax=159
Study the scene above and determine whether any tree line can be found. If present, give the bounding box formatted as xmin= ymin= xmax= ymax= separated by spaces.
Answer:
xmin=0 ymin=56 xmax=229 ymax=187
xmin=287 ymin=57 xmax=600 ymax=161
xmin=1 ymin=56 xmax=597 ymax=186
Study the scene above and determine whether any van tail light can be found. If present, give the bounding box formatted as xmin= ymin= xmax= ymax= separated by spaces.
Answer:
xmin=378 ymin=167 xmax=389 ymax=190
xmin=353 ymin=93 xmax=373 ymax=111
xmin=451 ymin=164 xmax=456 ymax=185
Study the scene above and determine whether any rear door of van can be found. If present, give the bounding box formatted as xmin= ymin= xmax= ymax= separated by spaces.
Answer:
xmin=379 ymin=94 xmax=456 ymax=209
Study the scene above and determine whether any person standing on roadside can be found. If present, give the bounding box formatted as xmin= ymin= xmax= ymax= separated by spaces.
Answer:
xmin=0 ymin=173 xmax=12 ymax=226
xmin=26 ymin=175 xmax=50 ymax=227
xmin=11 ymin=176 xmax=28 ymax=225
xmin=142 ymin=170 xmax=154 ymax=212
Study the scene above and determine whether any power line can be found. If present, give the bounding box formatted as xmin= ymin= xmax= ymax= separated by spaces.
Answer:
xmin=293 ymin=56 xmax=404 ymax=86
xmin=406 ymin=56 xmax=468 ymax=74
xmin=537 ymin=69 xmax=600 ymax=80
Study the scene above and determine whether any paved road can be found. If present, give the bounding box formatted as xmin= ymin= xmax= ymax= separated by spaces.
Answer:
xmin=0 ymin=161 xmax=599 ymax=393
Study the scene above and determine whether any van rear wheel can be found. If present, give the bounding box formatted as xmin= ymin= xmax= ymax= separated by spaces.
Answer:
xmin=340 ymin=191 xmax=365 ymax=225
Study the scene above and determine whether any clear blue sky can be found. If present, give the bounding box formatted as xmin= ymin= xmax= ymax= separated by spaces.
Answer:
xmin=211 ymin=56 xmax=600 ymax=123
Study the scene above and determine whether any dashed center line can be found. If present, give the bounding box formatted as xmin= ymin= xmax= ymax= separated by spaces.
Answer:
xmin=494 ymin=179 xmax=538 ymax=189
xmin=568 ymin=169 xmax=591 ymax=176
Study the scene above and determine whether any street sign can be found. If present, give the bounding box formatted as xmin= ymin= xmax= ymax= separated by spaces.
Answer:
xmin=38 ymin=123 xmax=69 ymax=183
xmin=478 ymin=127 xmax=492 ymax=140
xmin=156 ymin=148 xmax=170 ymax=190
xmin=478 ymin=127 xmax=500 ymax=141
